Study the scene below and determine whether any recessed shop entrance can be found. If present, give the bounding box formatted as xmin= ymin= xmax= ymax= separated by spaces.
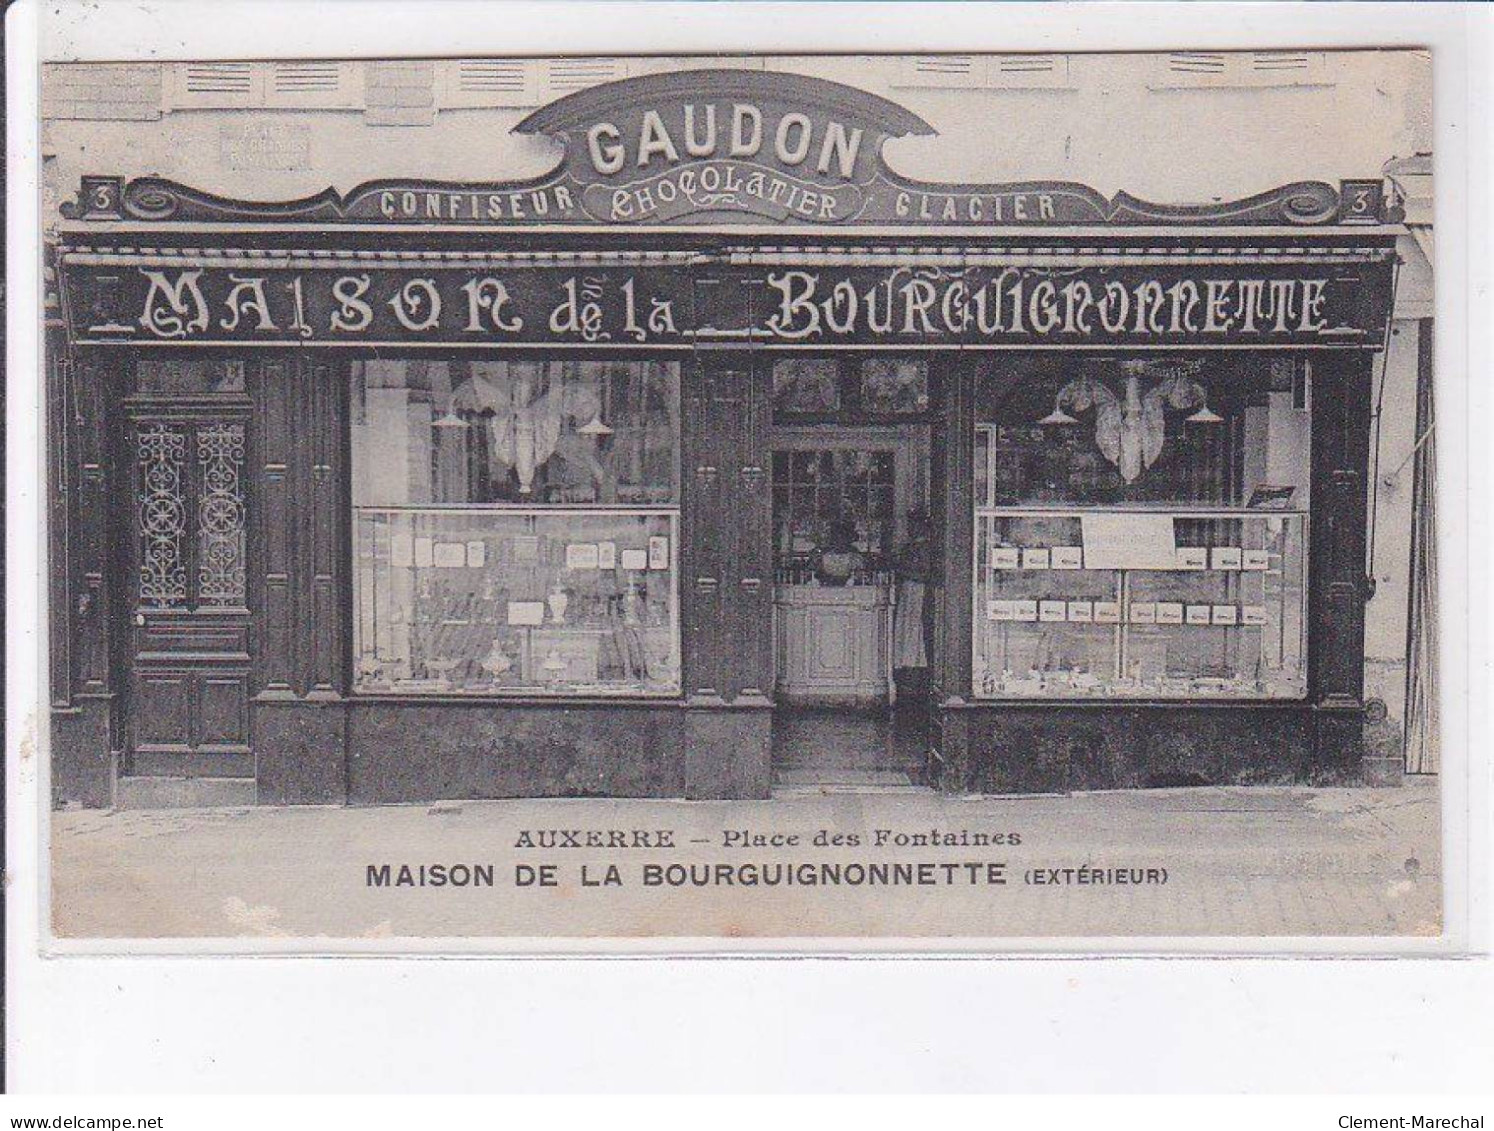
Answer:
xmin=766 ymin=356 xmax=934 ymax=787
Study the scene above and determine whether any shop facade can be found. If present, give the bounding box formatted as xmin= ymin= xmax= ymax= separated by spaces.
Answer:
xmin=48 ymin=68 xmax=1404 ymax=807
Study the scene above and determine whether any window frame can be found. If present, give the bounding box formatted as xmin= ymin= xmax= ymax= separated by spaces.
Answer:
xmin=968 ymin=354 xmax=1314 ymax=703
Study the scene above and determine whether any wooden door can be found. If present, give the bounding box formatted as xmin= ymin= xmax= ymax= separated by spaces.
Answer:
xmin=125 ymin=410 xmax=253 ymax=777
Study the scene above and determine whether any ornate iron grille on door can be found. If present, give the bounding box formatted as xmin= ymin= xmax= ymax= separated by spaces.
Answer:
xmin=135 ymin=421 xmax=246 ymax=610
xmin=136 ymin=423 xmax=189 ymax=608
xmin=195 ymin=422 xmax=247 ymax=608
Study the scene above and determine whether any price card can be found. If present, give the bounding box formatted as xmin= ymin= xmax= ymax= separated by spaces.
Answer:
xmin=596 ymin=542 xmax=617 ymax=570
xmin=391 ymin=534 xmax=414 ymax=569
xmin=989 ymin=546 xmax=1020 ymax=570
xmin=1066 ymin=600 xmax=1094 ymax=623
xmin=1039 ymin=600 xmax=1067 ymax=623
xmin=1243 ymin=550 xmax=1270 ymax=571
xmin=513 ymin=535 xmax=540 ymax=564
xmin=565 ymin=543 xmax=601 ymax=570
xmin=1212 ymin=604 xmax=1239 ymax=625
xmin=1242 ymin=605 xmax=1269 ymax=626
xmin=414 ymin=537 xmax=434 ymax=568
xmin=987 ymin=600 xmax=1015 ymax=621
xmin=620 ymin=548 xmax=649 ymax=571
xmin=1093 ymin=601 xmax=1122 ymax=624
xmin=507 ymin=601 xmax=546 ymax=626
xmin=1156 ymin=602 xmax=1184 ymax=625
xmin=649 ymin=536 xmax=671 ymax=570
xmin=465 ymin=541 xmax=486 ymax=568
xmin=1021 ymin=548 xmax=1051 ymax=570
xmin=1051 ymin=546 xmax=1083 ymax=570
xmin=1175 ymin=547 xmax=1208 ymax=570
xmin=1211 ymin=547 xmax=1243 ymax=571
xmin=1185 ymin=604 xmax=1213 ymax=625
xmin=1129 ymin=602 xmax=1157 ymax=624
xmin=433 ymin=541 xmax=466 ymax=568
xmin=1012 ymin=600 xmax=1039 ymax=622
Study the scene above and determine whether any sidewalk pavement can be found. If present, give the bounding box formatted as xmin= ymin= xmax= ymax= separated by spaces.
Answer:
xmin=48 ymin=779 xmax=1442 ymax=944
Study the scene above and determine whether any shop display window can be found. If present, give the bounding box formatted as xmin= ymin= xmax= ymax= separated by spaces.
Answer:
xmin=973 ymin=355 xmax=1310 ymax=700
xmin=351 ymin=360 xmax=681 ymax=697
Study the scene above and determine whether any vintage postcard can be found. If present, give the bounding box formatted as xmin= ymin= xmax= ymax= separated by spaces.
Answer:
xmin=38 ymin=46 xmax=1448 ymax=949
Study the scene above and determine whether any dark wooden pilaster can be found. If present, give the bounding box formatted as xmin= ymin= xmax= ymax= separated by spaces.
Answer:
xmin=76 ymin=354 xmax=120 ymax=702
xmin=302 ymin=357 xmax=345 ymax=699
xmin=931 ymin=353 xmax=976 ymax=701
xmin=681 ymin=353 xmax=773 ymax=798
xmin=731 ymin=361 xmax=775 ymax=702
xmin=47 ymin=329 xmax=75 ymax=710
xmin=681 ymin=358 xmax=729 ymax=703
xmin=251 ymin=357 xmax=347 ymax=803
xmin=48 ymin=340 xmax=118 ymax=807
xmin=252 ymin=357 xmax=297 ymax=698
xmin=930 ymin=354 xmax=976 ymax=788
xmin=681 ymin=357 xmax=773 ymax=702
xmin=1308 ymin=352 xmax=1373 ymax=771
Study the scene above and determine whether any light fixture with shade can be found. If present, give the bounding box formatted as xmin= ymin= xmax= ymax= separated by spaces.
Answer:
xmin=577 ymin=415 xmax=614 ymax=437
xmin=1143 ymin=359 xmax=1222 ymax=425
xmin=1038 ymin=373 xmax=1099 ymax=426
xmin=432 ymin=389 xmax=471 ymax=429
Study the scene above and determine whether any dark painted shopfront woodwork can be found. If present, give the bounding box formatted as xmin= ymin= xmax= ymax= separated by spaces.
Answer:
xmin=250 ymin=356 xmax=349 ymax=804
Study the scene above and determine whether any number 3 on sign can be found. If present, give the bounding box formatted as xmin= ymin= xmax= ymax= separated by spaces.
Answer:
xmin=1339 ymin=179 xmax=1384 ymax=224
xmin=80 ymin=176 xmax=123 ymax=219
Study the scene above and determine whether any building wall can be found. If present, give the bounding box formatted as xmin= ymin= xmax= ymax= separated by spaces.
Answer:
xmin=1364 ymin=234 xmax=1434 ymax=749
xmin=41 ymin=52 xmax=1432 ymax=225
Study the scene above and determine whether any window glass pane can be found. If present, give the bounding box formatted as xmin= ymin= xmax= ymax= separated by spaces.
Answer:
xmin=770 ymin=447 xmax=898 ymax=581
xmin=973 ymin=510 xmax=1307 ymax=700
xmin=860 ymin=358 xmax=929 ymax=413
xmin=1123 ymin=514 xmax=1307 ymax=698
xmin=974 ymin=356 xmax=1310 ymax=509
xmin=135 ymin=359 xmax=246 ymax=395
xmin=772 ymin=359 xmax=840 ymax=414
xmin=972 ymin=354 xmax=1311 ymax=700
xmin=772 ymin=358 xmax=929 ymax=418
xmin=351 ymin=360 xmax=679 ymax=506
xmin=351 ymin=358 xmax=681 ymax=700
xmin=353 ymin=509 xmax=680 ymax=697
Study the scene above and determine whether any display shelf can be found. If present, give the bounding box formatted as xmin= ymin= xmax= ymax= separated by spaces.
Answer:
xmin=973 ymin=507 xmax=1307 ymax=701
xmin=353 ymin=507 xmax=681 ymax=698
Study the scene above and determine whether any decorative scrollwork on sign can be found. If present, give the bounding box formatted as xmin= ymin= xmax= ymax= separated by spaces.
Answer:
xmin=137 ymin=424 xmax=188 ymax=607
xmin=196 ymin=423 xmax=247 ymax=607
